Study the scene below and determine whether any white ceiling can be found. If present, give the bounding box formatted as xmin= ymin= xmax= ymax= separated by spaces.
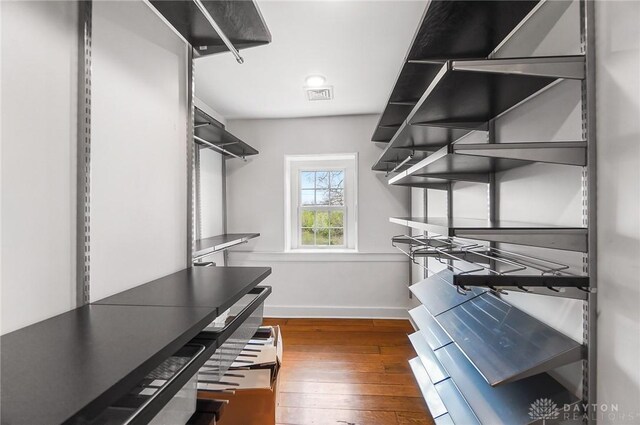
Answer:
xmin=194 ymin=0 xmax=425 ymax=119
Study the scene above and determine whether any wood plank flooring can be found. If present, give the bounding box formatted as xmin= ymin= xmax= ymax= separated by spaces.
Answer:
xmin=263 ymin=318 xmax=434 ymax=425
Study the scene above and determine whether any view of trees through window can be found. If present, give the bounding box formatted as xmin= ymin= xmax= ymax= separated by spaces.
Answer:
xmin=300 ymin=170 xmax=345 ymax=246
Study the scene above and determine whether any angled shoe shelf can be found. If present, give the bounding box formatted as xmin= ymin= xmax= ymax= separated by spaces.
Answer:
xmin=409 ymin=332 xmax=449 ymax=384
xmin=436 ymin=293 xmax=583 ymax=386
xmin=149 ymin=0 xmax=271 ymax=57
xmin=372 ymin=0 xmax=541 ymax=143
xmin=390 ymin=217 xmax=588 ymax=252
xmin=407 ymin=271 xmax=583 ymax=388
xmin=433 ymin=344 xmax=579 ymax=424
xmin=194 ymin=108 xmax=258 ymax=158
xmin=409 ymin=305 xmax=452 ymax=351
xmin=408 ymin=357 xmax=449 ymax=422
xmin=409 ymin=270 xmax=487 ymax=317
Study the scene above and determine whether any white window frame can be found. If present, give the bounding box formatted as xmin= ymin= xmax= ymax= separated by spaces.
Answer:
xmin=285 ymin=153 xmax=358 ymax=252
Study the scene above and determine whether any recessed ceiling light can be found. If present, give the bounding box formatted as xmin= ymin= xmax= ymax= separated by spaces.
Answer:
xmin=305 ymin=75 xmax=326 ymax=87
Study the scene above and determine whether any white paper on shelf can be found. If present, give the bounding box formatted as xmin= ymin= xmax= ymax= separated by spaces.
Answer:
xmin=198 ymin=369 xmax=272 ymax=391
xmin=229 ymin=345 xmax=277 ymax=368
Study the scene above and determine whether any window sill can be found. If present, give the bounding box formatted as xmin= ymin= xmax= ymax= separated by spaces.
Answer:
xmin=228 ymin=251 xmax=408 ymax=263
xmin=286 ymin=249 xmax=358 ymax=254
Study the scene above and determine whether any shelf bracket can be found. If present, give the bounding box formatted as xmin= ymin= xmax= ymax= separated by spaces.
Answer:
xmin=451 ymin=56 xmax=586 ymax=80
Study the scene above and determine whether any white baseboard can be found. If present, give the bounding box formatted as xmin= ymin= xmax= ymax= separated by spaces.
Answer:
xmin=263 ymin=305 xmax=409 ymax=319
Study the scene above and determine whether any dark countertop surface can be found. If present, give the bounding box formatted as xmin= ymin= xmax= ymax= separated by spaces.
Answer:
xmin=1 ymin=266 xmax=272 ymax=425
xmin=94 ymin=266 xmax=271 ymax=314
xmin=1 ymin=304 xmax=215 ymax=425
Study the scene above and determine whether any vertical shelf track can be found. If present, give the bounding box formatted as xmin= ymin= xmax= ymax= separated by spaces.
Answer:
xmin=76 ymin=0 xmax=92 ymax=306
xmin=580 ymin=0 xmax=597 ymax=422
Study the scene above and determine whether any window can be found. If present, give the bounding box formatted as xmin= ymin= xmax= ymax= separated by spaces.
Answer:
xmin=285 ymin=154 xmax=358 ymax=251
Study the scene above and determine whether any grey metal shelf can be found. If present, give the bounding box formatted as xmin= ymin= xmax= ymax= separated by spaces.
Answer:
xmin=193 ymin=233 xmax=259 ymax=260
xmin=409 ymin=332 xmax=449 ymax=385
xmin=408 ymin=305 xmax=452 ymax=351
xmin=437 ymin=293 xmax=583 ymax=386
xmin=149 ymin=0 xmax=271 ymax=57
xmin=409 ymin=270 xmax=583 ymax=389
xmin=390 ymin=217 xmax=587 ymax=252
xmin=409 ymin=270 xmax=486 ymax=317
xmin=372 ymin=0 xmax=541 ymax=142
xmin=389 ymin=141 xmax=587 ymax=185
xmin=408 ymin=357 xmax=449 ymax=421
xmin=434 ymin=344 xmax=579 ymax=424
xmin=195 ymin=108 xmax=258 ymax=158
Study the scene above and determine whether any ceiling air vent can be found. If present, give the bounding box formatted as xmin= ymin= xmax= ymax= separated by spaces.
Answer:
xmin=305 ymin=86 xmax=333 ymax=101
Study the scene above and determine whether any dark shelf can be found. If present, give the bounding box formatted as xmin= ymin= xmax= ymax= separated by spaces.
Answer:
xmin=390 ymin=216 xmax=588 ymax=252
xmin=1 ymin=304 xmax=217 ymax=425
xmin=437 ymin=293 xmax=583 ymax=386
xmin=388 ymin=141 xmax=587 ymax=184
xmin=407 ymin=56 xmax=585 ymax=129
xmin=149 ymin=0 xmax=271 ymax=57
xmin=372 ymin=0 xmax=541 ymax=142
xmin=195 ymin=107 xmax=258 ymax=157
xmin=372 ymin=126 xmax=471 ymax=172
xmin=194 ymin=233 xmax=259 ymax=259
xmin=95 ymin=266 xmax=271 ymax=313
xmin=2 ymin=266 xmax=272 ymax=424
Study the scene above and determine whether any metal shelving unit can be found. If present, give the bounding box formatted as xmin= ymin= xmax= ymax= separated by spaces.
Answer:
xmin=149 ymin=0 xmax=271 ymax=61
xmin=390 ymin=217 xmax=587 ymax=252
xmin=194 ymin=233 xmax=260 ymax=260
xmin=195 ymin=107 xmax=258 ymax=159
xmin=372 ymin=0 xmax=541 ymax=143
xmin=374 ymin=0 xmax=597 ymax=423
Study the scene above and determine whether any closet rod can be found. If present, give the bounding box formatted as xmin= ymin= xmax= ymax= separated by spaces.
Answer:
xmin=192 ymin=0 xmax=244 ymax=64
xmin=194 ymin=135 xmax=247 ymax=161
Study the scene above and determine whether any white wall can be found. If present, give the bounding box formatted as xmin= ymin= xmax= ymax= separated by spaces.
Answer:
xmin=225 ymin=115 xmax=411 ymax=318
xmin=197 ymin=147 xmax=225 ymax=266
xmin=1 ymin=1 xmax=78 ymax=334
xmin=90 ymin=1 xmax=188 ymax=301
xmin=595 ymin=0 xmax=640 ymax=418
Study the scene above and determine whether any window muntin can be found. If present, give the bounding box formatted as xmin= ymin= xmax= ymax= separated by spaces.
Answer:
xmin=299 ymin=170 xmax=345 ymax=247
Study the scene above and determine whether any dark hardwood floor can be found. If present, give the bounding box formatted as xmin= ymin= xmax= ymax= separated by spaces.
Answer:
xmin=263 ymin=318 xmax=434 ymax=425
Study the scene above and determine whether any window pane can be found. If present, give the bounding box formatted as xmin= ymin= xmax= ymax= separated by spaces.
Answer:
xmin=329 ymin=210 xmax=344 ymax=227
xmin=315 ymin=171 xmax=330 ymax=189
xmin=316 ymin=211 xmax=330 ymax=227
xmin=301 ymin=189 xmax=315 ymax=205
xmin=330 ymin=171 xmax=344 ymax=188
xmin=330 ymin=228 xmax=344 ymax=245
xmin=329 ymin=189 xmax=344 ymax=206
xmin=316 ymin=229 xmax=330 ymax=245
xmin=301 ymin=228 xmax=315 ymax=245
xmin=301 ymin=171 xmax=315 ymax=189
xmin=301 ymin=210 xmax=315 ymax=227
xmin=316 ymin=190 xmax=330 ymax=205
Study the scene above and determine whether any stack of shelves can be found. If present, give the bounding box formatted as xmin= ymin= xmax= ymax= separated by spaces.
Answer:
xmin=406 ymin=271 xmax=582 ymax=424
xmin=373 ymin=0 xmax=596 ymax=423
xmin=195 ymin=107 xmax=259 ymax=159
xmin=371 ymin=0 xmax=542 ymax=172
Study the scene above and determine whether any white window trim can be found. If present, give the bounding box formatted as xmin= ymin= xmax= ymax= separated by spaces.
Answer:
xmin=284 ymin=153 xmax=358 ymax=253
